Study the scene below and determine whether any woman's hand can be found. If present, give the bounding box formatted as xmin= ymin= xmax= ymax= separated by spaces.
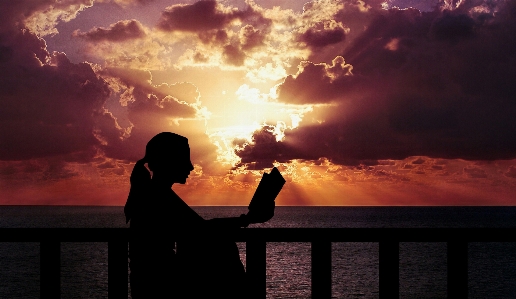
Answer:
xmin=246 ymin=200 xmax=275 ymax=224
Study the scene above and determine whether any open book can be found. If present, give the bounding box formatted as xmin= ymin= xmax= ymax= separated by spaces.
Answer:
xmin=247 ymin=167 xmax=286 ymax=222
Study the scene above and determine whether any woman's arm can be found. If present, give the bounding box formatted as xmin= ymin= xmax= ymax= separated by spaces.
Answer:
xmin=206 ymin=199 xmax=275 ymax=228
xmin=206 ymin=214 xmax=250 ymax=228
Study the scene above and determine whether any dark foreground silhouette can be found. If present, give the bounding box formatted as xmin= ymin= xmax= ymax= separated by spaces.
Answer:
xmin=124 ymin=132 xmax=284 ymax=298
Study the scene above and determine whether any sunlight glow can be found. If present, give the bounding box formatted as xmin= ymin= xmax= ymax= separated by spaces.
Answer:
xmin=235 ymin=84 xmax=278 ymax=103
xmin=209 ymin=123 xmax=262 ymax=166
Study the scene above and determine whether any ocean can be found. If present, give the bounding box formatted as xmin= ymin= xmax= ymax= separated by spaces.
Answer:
xmin=1 ymin=206 xmax=516 ymax=298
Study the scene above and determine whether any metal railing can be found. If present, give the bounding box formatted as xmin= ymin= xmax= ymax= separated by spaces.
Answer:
xmin=2 ymin=227 xmax=515 ymax=299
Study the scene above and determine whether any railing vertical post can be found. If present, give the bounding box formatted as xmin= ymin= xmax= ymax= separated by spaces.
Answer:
xmin=247 ymin=240 xmax=266 ymax=299
xmin=41 ymin=241 xmax=60 ymax=299
xmin=448 ymin=241 xmax=468 ymax=299
xmin=312 ymin=241 xmax=332 ymax=299
xmin=379 ymin=241 xmax=399 ymax=299
xmin=108 ymin=241 xmax=128 ymax=299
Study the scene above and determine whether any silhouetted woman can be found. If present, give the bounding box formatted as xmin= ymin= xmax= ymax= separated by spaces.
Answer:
xmin=124 ymin=132 xmax=271 ymax=298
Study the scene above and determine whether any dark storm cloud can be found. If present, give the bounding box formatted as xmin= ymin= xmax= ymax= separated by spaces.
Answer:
xmin=156 ymin=0 xmax=268 ymax=33
xmin=235 ymin=125 xmax=314 ymax=169
xmin=430 ymin=12 xmax=475 ymax=41
xmin=0 ymin=33 xmax=110 ymax=160
xmin=278 ymin=56 xmax=355 ymax=104
xmin=238 ymin=0 xmax=516 ymax=167
xmin=298 ymin=21 xmax=347 ymax=48
xmin=0 ymin=1 xmax=114 ymax=161
xmin=73 ymin=19 xmax=146 ymax=42
xmin=156 ymin=0 xmax=271 ymax=67
xmin=157 ymin=0 xmax=231 ymax=32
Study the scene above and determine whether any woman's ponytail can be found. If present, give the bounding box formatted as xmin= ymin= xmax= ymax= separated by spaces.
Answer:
xmin=124 ymin=158 xmax=151 ymax=224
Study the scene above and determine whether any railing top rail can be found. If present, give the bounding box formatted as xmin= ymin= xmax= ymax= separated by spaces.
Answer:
xmin=1 ymin=227 xmax=516 ymax=242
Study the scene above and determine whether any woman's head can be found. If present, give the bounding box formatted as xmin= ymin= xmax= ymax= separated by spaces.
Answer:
xmin=144 ymin=132 xmax=194 ymax=184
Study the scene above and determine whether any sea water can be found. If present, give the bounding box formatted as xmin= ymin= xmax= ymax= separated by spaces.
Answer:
xmin=1 ymin=206 xmax=516 ymax=298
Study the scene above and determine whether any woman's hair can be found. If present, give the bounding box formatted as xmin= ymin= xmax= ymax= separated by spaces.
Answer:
xmin=144 ymin=132 xmax=189 ymax=171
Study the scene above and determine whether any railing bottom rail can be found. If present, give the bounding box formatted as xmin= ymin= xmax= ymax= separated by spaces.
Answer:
xmin=3 ymin=228 xmax=513 ymax=299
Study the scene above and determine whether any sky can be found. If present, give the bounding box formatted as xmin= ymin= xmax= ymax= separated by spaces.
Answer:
xmin=1 ymin=0 xmax=516 ymax=206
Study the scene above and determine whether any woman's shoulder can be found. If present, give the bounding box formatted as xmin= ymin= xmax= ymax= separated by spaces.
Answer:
xmin=169 ymin=189 xmax=204 ymax=222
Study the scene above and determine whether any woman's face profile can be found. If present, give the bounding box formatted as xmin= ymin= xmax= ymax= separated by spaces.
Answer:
xmin=149 ymin=146 xmax=194 ymax=184
xmin=168 ymin=146 xmax=194 ymax=184
xmin=145 ymin=132 xmax=194 ymax=185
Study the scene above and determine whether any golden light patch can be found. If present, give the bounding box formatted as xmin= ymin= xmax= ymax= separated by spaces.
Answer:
xmin=385 ymin=38 xmax=400 ymax=51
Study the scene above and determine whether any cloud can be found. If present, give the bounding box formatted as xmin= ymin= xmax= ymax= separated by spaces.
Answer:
xmin=153 ymin=0 xmax=277 ymax=69
xmin=430 ymin=12 xmax=475 ymax=41
xmin=222 ymin=44 xmax=246 ymax=66
xmin=156 ymin=0 xmax=257 ymax=32
xmin=294 ymin=0 xmax=371 ymax=61
xmin=71 ymin=1 xmax=277 ymax=71
xmin=0 ymin=25 xmax=110 ymax=160
xmin=277 ymin=56 xmax=354 ymax=104
xmin=102 ymin=0 xmax=155 ymax=7
xmin=240 ymin=24 xmax=266 ymax=50
xmin=72 ymin=21 xmax=167 ymax=69
xmin=73 ymin=19 xmax=146 ymax=42
xmin=235 ymin=125 xmax=300 ymax=169
xmin=0 ymin=1 xmax=217 ymax=174
xmin=463 ymin=166 xmax=488 ymax=179
xmin=92 ymin=67 xmax=220 ymax=174
xmin=504 ymin=166 xmax=516 ymax=178
xmin=412 ymin=157 xmax=426 ymax=165
xmin=12 ymin=0 xmax=94 ymax=36
xmin=0 ymin=158 xmax=81 ymax=187
xmin=298 ymin=20 xmax=348 ymax=48
xmin=235 ymin=0 xmax=516 ymax=167
xmin=198 ymin=29 xmax=229 ymax=45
